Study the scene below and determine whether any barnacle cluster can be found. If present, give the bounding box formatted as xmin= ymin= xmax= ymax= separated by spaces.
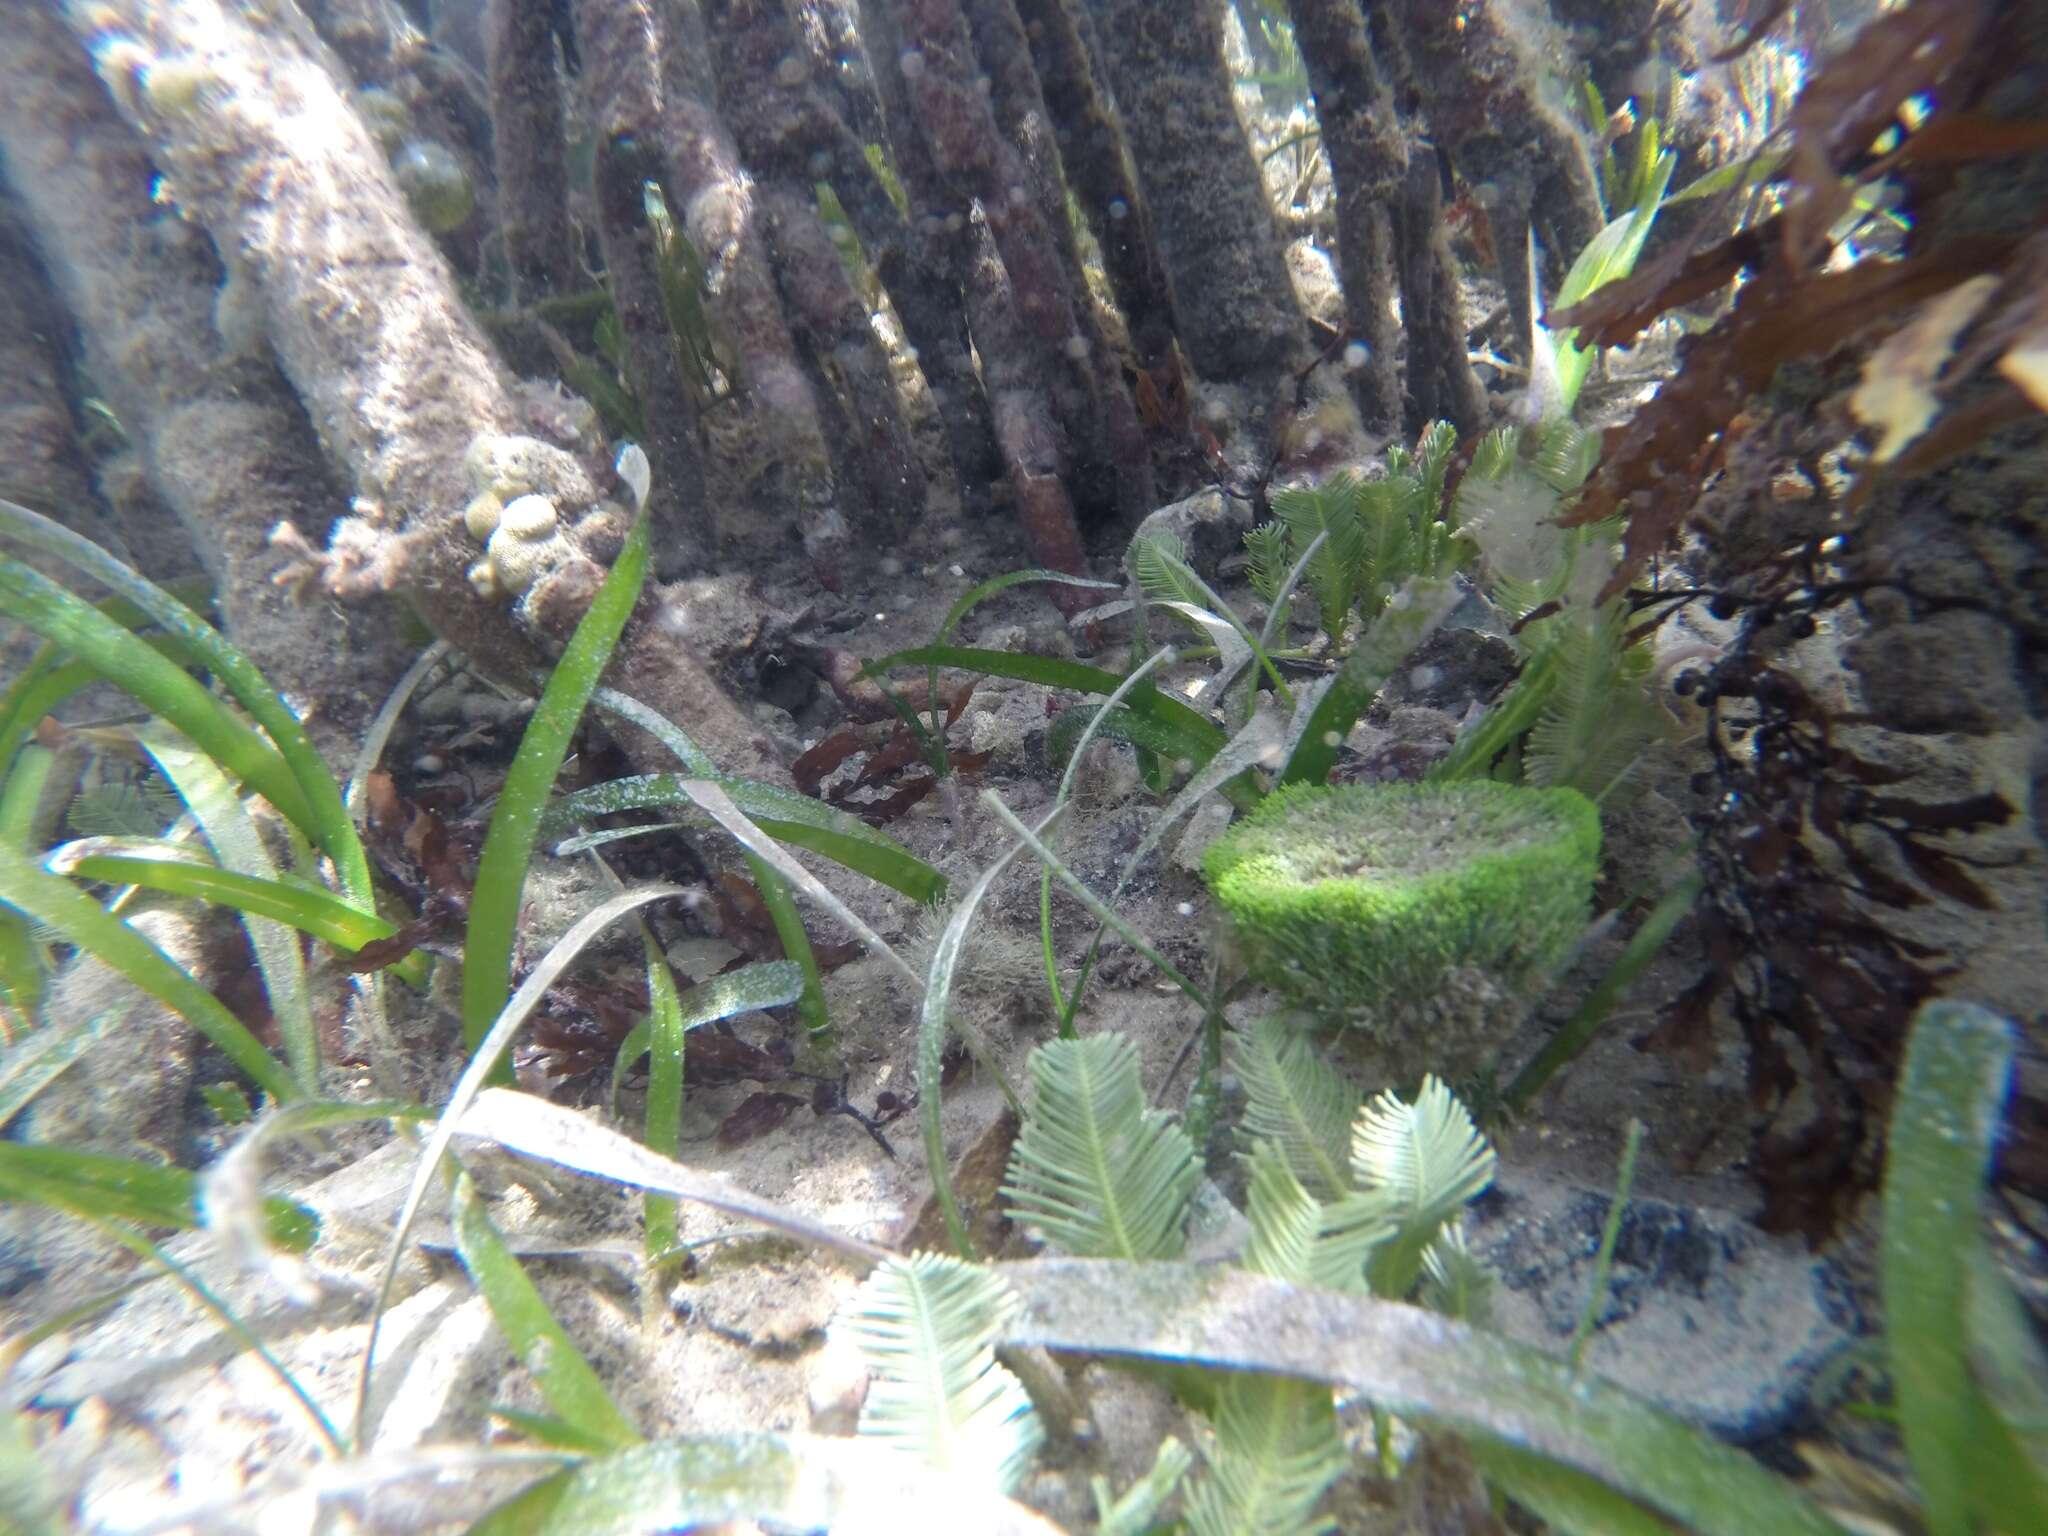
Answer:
xmin=459 ymin=432 xmax=601 ymax=601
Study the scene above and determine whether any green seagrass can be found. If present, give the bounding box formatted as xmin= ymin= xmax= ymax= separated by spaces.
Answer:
xmin=1202 ymin=781 xmax=1600 ymax=1033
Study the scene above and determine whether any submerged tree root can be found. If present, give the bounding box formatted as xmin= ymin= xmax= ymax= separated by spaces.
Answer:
xmin=0 ymin=199 xmax=109 ymax=553
xmin=27 ymin=0 xmax=778 ymax=779
xmin=1 ymin=0 xmax=415 ymax=755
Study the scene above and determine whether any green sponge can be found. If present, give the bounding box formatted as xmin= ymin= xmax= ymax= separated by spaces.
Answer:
xmin=1202 ymin=781 xmax=1600 ymax=1069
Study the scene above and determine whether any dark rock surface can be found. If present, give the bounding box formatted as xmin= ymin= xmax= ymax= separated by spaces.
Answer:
xmin=1468 ymin=1164 xmax=1858 ymax=1442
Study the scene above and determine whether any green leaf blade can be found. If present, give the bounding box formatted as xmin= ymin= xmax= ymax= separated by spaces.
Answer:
xmin=1001 ymin=1260 xmax=1847 ymax=1536
xmin=141 ymin=730 xmax=324 ymax=1089
xmin=1883 ymin=1000 xmax=2042 ymax=1536
xmin=0 ymin=844 xmax=297 ymax=1102
xmin=451 ymin=1168 xmax=641 ymax=1453
xmin=0 ymin=558 xmax=313 ymax=835
xmin=640 ymin=933 xmax=687 ymax=1260
xmin=0 ymin=1141 xmax=314 ymax=1250
xmin=463 ymin=511 xmax=650 ymax=1056
xmin=542 ymin=773 xmax=946 ymax=904
xmin=50 ymin=839 xmax=395 ymax=954
xmin=866 ymin=646 xmax=1227 ymax=764
xmin=0 ymin=499 xmax=370 ymax=904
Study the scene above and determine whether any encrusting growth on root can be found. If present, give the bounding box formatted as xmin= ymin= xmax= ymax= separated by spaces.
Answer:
xmin=705 ymin=0 xmax=999 ymax=513
xmin=651 ymin=0 xmax=853 ymax=588
xmin=1012 ymin=0 xmax=1182 ymax=383
xmin=881 ymin=0 xmax=1153 ymax=526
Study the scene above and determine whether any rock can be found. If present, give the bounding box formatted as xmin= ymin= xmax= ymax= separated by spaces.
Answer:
xmin=805 ymin=1334 xmax=869 ymax=1436
xmin=1846 ymin=606 xmax=2026 ymax=734
xmin=1441 ymin=572 xmax=1512 ymax=638
xmin=1466 ymin=1164 xmax=1857 ymax=1441
xmin=1124 ymin=487 xmax=1253 ymax=580
xmin=1172 ymin=794 xmax=1237 ymax=875
xmin=1336 ymin=704 xmax=1459 ymax=784
xmin=1375 ymin=625 xmax=1519 ymax=717
xmin=966 ymin=703 xmax=1030 ymax=773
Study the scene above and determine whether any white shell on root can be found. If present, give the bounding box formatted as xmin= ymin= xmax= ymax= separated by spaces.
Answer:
xmin=497 ymin=493 xmax=559 ymax=541
xmin=486 ymin=528 xmax=571 ymax=594
xmin=461 ymin=432 xmax=591 ymax=504
xmin=462 ymin=491 xmax=504 ymax=542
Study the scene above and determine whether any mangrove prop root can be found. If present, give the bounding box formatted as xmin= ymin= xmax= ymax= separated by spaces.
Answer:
xmin=2 ymin=0 xmax=414 ymax=754
xmin=51 ymin=0 xmax=778 ymax=780
xmin=484 ymin=0 xmax=576 ymax=300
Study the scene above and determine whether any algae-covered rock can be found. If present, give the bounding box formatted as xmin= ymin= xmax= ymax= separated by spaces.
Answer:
xmin=1203 ymin=781 xmax=1600 ymax=1075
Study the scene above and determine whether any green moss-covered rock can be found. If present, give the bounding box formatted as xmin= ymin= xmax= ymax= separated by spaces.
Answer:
xmin=1202 ymin=781 xmax=1600 ymax=1069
